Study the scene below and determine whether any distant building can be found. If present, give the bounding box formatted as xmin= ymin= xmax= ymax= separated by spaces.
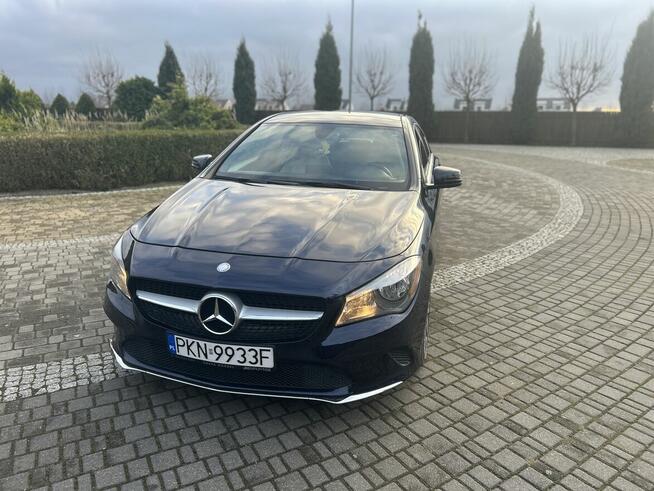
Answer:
xmin=215 ymin=99 xmax=234 ymax=111
xmin=537 ymin=98 xmax=571 ymax=112
xmin=384 ymin=98 xmax=407 ymax=112
xmin=454 ymin=98 xmax=492 ymax=111
xmin=255 ymin=99 xmax=287 ymax=111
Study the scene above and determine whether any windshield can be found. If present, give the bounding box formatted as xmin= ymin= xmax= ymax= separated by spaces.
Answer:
xmin=214 ymin=122 xmax=410 ymax=191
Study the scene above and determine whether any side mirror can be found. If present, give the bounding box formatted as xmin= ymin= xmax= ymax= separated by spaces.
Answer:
xmin=432 ymin=165 xmax=462 ymax=188
xmin=191 ymin=154 xmax=213 ymax=172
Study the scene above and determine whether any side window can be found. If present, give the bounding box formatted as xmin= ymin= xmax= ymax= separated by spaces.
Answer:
xmin=413 ymin=126 xmax=430 ymax=169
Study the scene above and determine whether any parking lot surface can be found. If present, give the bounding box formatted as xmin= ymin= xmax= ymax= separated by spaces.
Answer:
xmin=1 ymin=145 xmax=653 ymax=490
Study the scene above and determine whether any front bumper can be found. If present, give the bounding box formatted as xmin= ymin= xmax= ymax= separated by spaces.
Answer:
xmin=104 ymin=279 xmax=428 ymax=404
xmin=110 ymin=340 xmax=402 ymax=404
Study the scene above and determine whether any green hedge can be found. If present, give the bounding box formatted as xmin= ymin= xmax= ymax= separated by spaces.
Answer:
xmin=0 ymin=129 xmax=243 ymax=192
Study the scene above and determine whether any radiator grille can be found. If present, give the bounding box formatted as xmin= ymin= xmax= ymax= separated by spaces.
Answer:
xmin=138 ymin=301 xmax=322 ymax=343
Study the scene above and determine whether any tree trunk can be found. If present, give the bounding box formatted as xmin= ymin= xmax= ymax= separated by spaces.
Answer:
xmin=571 ymin=104 xmax=578 ymax=146
xmin=370 ymin=97 xmax=374 ymax=111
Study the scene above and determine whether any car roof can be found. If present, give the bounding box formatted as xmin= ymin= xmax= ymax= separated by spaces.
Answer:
xmin=264 ymin=111 xmax=405 ymax=128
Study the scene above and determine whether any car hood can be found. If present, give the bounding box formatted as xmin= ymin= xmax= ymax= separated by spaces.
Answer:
xmin=135 ymin=178 xmax=424 ymax=262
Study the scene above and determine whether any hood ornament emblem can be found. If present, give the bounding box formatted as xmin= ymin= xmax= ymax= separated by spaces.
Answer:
xmin=217 ymin=262 xmax=231 ymax=273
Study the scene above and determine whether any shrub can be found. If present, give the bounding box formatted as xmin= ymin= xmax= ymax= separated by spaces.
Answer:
xmin=0 ymin=74 xmax=19 ymax=111
xmin=16 ymin=89 xmax=44 ymax=116
xmin=50 ymin=94 xmax=70 ymax=116
xmin=114 ymin=77 xmax=159 ymax=120
xmin=0 ymin=77 xmax=43 ymax=117
xmin=76 ymin=92 xmax=97 ymax=116
xmin=0 ymin=129 xmax=243 ymax=192
xmin=0 ymin=112 xmax=20 ymax=132
xmin=144 ymin=83 xmax=240 ymax=130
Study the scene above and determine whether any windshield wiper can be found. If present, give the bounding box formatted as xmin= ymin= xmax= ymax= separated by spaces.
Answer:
xmin=261 ymin=178 xmax=374 ymax=191
xmin=214 ymin=175 xmax=265 ymax=185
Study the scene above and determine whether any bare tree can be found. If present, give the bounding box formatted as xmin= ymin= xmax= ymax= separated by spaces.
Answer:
xmin=187 ymin=53 xmax=221 ymax=99
xmin=356 ymin=46 xmax=394 ymax=110
xmin=79 ymin=48 xmax=123 ymax=108
xmin=40 ymin=90 xmax=55 ymax=107
xmin=262 ymin=52 xmax=305 ymax=110
xmin=443 ymin=39 xmax=497 ymax=143
xmin=548 ymin=33 xmax=613 ymax=145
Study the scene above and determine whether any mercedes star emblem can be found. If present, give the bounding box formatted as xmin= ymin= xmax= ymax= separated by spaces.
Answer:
xmin=197 ymin=294 xmax=239 ymax=335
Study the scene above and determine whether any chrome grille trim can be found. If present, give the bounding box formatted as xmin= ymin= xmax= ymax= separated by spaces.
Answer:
xmin=136 ymin=291 xmax=197 ymax=313
xmin=136 ymin=290 xmax=323 ymax=321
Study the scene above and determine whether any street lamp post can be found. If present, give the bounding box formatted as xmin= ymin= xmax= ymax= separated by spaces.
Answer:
xmin=348 ymin=0 xmax=354 ymax=112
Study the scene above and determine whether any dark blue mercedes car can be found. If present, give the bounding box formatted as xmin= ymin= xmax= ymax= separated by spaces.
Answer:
xmin=104 ymin=111 xmax=461 ymax=403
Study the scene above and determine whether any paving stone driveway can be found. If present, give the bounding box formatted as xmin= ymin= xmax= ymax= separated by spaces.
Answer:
xmin=1 ymin=145 xmax=654 ymax=490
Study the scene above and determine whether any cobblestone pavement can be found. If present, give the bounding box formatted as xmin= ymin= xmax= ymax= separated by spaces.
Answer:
xmin=1 ymin=145 xmax=654 ymax=490
xmin=0 ymin=185 xmax=181 ymax=244
xmin=437 ymin=144 xmax=654 ymax=168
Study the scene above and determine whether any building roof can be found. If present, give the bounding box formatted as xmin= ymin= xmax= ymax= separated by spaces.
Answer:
xmin=265 ymin=111 xmax=404 ymax=127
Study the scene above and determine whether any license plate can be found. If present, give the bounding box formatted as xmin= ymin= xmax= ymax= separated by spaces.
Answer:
xmin=167 ymin=334 xmax=274 ymax=369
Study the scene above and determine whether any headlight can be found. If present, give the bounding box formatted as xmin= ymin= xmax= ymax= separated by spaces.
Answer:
xmin=335 ymin=256 xmax=422 ymax=326
xmin=108 ymin=233 xmax=131 ymax=299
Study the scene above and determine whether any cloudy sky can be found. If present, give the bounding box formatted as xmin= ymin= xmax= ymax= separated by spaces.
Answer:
xmin=0 ymin=0 xmax=651 ymax=110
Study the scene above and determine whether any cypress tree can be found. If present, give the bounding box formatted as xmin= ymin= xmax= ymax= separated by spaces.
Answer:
xmin=157 ymin=42 xmax=185 ymax=97
xmin=314 ymin=21 xmax=342 ymax=110
xmin=75 ymin=92 xmax=96 ymax=116
xmin=511 ymin=7 xmax=544 ymax=144
xmin=50 ymin=94 xmax=70 ymax=116
xmin=620 ymin=11 xmax=654 ymax=145
xmin=232 ymin=39 xmax=256 ymax=124
xmin=407 ymin=14 xmax=435 ymax=137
